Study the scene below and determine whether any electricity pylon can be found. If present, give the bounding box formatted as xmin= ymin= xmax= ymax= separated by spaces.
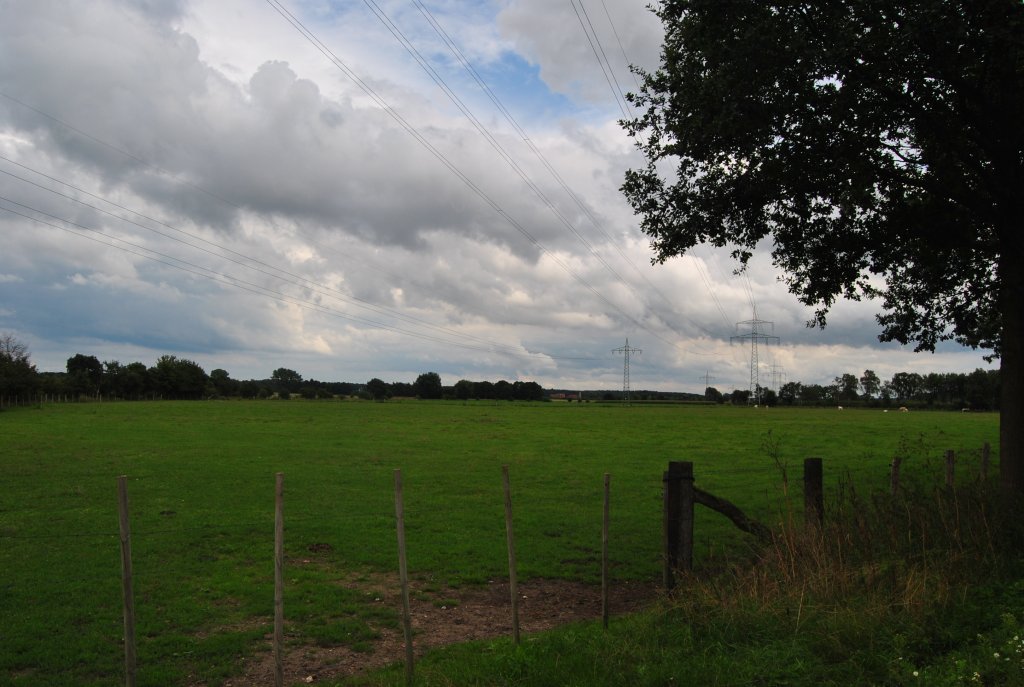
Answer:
xmin=770 ymin=363 xmax=786 ymax=393
xmin=731 ymin=319 xmax=779 ymax=405
xmin=612 ymin=338 xmax=641 ymax=405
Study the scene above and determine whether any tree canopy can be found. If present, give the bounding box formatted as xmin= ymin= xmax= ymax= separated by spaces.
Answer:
xmin=622 ymin=0 xmax=1023 ymax=491
xmin=0 ymin=334 xmax=37 ymax=398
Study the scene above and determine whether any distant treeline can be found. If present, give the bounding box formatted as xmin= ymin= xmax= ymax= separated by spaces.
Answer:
xmin=0 ymin=337 xmax=1000 ymax=410
xmin=706 ymin=368 xmax=1001 ymax=410
xmin=0 ymin=345 xmax=549 ymax=403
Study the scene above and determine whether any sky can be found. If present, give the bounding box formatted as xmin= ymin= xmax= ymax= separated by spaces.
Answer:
xmin=0 ymin=0 xmax=997 ymax=394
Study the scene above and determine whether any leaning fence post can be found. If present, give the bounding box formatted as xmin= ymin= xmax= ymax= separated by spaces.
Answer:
xmin=803 ymin=458 xmax=823 ymax=525
xmin=945 ymin=450 xmax=955 ymax=488
xmin=274 ymin=472 xmax=284 ymax=687
xmin=117 ymin=476 xmax=137 ymax=687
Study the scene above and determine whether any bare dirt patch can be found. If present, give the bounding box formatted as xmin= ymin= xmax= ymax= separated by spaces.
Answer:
xmin=215 ymin=575 xmax=658 ymax=686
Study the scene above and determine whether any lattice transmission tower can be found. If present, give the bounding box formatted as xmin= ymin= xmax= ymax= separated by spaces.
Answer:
xmin=731 ymin=319 xmax=779 ymax=405
xmin=612 ymin=338 xmax=641 ymax=405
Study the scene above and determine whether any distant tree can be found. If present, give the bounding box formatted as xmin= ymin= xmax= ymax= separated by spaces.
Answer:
xmin=759 ymin=387 xmax=778 ymax=407
xmin=0 ymin=334 xmax=38 ymax=399
xmin=834 ymin=374 xmax=860 ymax=403
xmin=778 ymin=381 xmax=801 ymax=406
xmin=66 ymin=353 xmax=103 ymax=396
xmin=859 ymin=370 xmax=881 ymax=399
xmin=889 ymin=372 xmax=923 ymax=403
xmin=123 ymin=362 xmax=151 ymax=399
xmin=729 ymin=389 xmax=750 ymax=406
xmin=475 ymin=380 xmax=495 ymax=400
xmin=454 ymin=379 xmax=474 ymax=400
xmin=513 ymin=380 xmax=544 ymax=401
xmin=965 ymin=368 xmax=1000 ymax=411
xmin=271 ymin=368 xmax=303 ymax=393
xmin=704 ymin=386 xmax=724 ymax=403
xmin=413 ymin=372 xmax=443 ymax=399
xmin=365 ymin=378 xmax=390 ymax=401
xmin=150 ymin=355 xmax=208 ymax=399
xmin=494 ymin=380 xmax=514 ymax=401
xmin=210 ymin=368 xmax=236 ymax=397
xmin=801 ymin=384 xmax=826 ymax=406
xmin=390 ymin=381 xmax=414 ymax=397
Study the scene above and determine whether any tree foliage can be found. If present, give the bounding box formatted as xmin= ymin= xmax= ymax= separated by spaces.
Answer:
xmin=413 ymin=372 xmax=443 ymax=400
xmin=0 ymin=334 xmax=37 ymax=398
xmin=623 ymin=0 xmax=1024 ymax=490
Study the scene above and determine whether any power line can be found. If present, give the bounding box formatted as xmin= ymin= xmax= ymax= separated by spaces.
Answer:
xmin=0 ymin=157 xmax=580 ymax=359
xmin=0 ymin=197 xmax=599 ymax=361
xmin=407 ymin=0 xmax=729 ymax=348
xmin=568 ymin=0 xmax=631 ymax=119
xmin=263 ymin=0 xmax=678 ymax=349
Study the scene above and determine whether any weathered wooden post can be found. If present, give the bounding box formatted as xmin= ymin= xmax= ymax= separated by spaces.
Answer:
xmin=662 ymin=461 xmax=694 ymax=589
xmin=803 ymin=458 xmax=823 ymax=525
xmin=117 ymin=476 xmax=137 ymax=687
xmin=890 ymin=456 xmax=903 ymax=496
xmin=945 ymin=449 xmax=956 ymax=487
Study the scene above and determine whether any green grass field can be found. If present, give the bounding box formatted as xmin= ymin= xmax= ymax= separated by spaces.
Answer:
xmin=0 ymin=401 xmax=999 ymax=686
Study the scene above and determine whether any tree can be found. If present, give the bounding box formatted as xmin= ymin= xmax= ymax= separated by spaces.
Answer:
xmin=413 ymin=372 xmax=443 ymax=400
xmin=210 ymin=369 xmax=237 ymax=397
xmin=622 ymin=1 xmax=1024 ymax=491
xmin=150 ymin=355 xmax=208 ymax=399
xmin=778 ymin=381 xmax=801 ymax=406
xmin=889 ymin=371 xmax=924 ymax=402
xmin=834 ymin=374 xmax=860 ymax=403
xmin=454 ymin=379 xmax=475 ymax=400
xmin=365 ymin=378 xmax=390 ymax=401
xmin=66 ymin=353 xmax=103 ymax=396
xmin=271 ymin=368 xmax=303 ymax=393
xmin=705 ymin=386 xmax=724 ymax=403
xmin=0 ymin=334 xmax=38 ymax=399
xmin=860 ymin=370 xmax=881 ymax=400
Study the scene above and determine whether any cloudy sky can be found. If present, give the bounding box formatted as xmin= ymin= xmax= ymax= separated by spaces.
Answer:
xmin=0 ymin=0 xmax=996 ymax=393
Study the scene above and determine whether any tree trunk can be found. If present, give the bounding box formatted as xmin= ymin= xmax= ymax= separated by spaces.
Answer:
xmin=1000 ymin=250 xmax=1024 ymax=495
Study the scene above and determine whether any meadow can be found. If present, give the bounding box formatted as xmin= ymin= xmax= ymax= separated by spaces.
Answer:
xmin=0 ymin=400 xmax=1000 ymax=686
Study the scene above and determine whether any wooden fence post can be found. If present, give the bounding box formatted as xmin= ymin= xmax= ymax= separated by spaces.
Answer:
xmin=945 ymin=450 xmax=955 ymax=488
xmin=803 ymin=458 xmax=823 ymax=525
xmin=274 ymin=472 xmax=284 ymax=687
xmin=502 ymin=465 xmax=520 ymax=644
xmin=662 ymin=461 xmax=694 ymax=589
xmin=662 ymin=463 xmax=680 ymax=589
xmin=890 ymin=456 xmax=903 ymax=496
xmin=601 ymin=473 xmax=610 ymax=630
xmin=394 ymin=470 xmax=414 ymax=685
xmin=117 ymin=476 xmax=137 ymax=687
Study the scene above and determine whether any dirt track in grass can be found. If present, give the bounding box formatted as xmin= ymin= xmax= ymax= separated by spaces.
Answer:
xmin=213 ymin=575 xmax=659 ymax=686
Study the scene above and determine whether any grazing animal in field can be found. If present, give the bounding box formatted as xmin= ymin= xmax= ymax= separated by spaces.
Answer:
xmin=837 ymin=406 xmax=844 ymax=410
xmin=899 ymin=406 xmax=909 ymax=412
